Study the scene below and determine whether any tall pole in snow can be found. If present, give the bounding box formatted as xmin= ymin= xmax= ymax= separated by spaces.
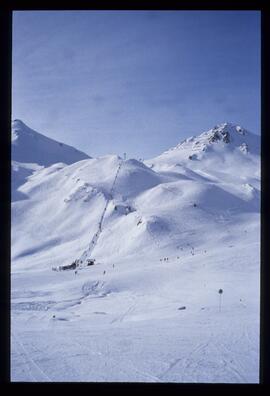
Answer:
xmin=218 ymin=289 xmax=223 ymax=312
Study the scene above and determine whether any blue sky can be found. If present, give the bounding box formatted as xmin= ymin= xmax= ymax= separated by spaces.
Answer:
xmin=12 ymin=10 xmax=260 ymax=159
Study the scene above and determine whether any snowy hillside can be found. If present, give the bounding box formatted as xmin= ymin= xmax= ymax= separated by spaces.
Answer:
xmin=11 ymin=122 xmax=260 ymax=383
xmin=11 ymin=120 xmax=90 ymax=201
xmin=12 ymin=119 xmax=90 ymax=166
xmin=146 ymin=123 xmax=260 ymax=178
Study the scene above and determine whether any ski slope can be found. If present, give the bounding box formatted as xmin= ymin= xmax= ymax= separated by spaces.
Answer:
xmin=11 ymin=121 xmax=260 ymax=383
xmin=77 ymin=160 xmax=124 ymax=268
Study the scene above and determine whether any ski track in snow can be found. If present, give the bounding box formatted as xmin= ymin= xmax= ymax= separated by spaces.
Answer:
xmin=12 ymin=332 xmax=52 ymax=382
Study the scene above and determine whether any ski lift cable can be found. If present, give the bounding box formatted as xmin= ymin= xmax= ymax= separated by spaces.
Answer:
xmin=77 ymin=160 xmax=124 ymax=268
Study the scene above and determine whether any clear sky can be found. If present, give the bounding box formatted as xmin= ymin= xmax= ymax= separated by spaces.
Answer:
xmin=12 ymin=10 xmax=261 ymax=159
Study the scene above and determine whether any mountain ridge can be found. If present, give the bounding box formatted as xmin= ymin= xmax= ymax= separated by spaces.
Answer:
xmin=12 ymin=119 xmax=91 ymax=167
xmin=11 ymin=119 xmax=260 ymax=268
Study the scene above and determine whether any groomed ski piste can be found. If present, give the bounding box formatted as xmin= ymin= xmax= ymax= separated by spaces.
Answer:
xmin=11 ymin=121 xmax=260 ymax=382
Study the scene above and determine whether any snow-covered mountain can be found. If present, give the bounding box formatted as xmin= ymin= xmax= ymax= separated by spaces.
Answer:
xmin=11 ymin=121 xmax=260 ymax=383
xmin=12 ymin=119 xmax=90 ymax=166
xmin=11 ymin=120 xmax=90 ymax=201
xmin=144 ymin=122 xmax=260 ymax=214
xmin=146 ymin=122 xmax=260 ymax=173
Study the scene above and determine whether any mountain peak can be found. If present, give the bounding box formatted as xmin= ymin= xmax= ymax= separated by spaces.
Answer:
xmin=203 ymin=122 xmax=247 ymax=145
xmin=209 ymin=122 xmax=247 ymax=136
xmin=170 ymin=122 xmax=259 ymax=156
xmin=12 ymin=119 xmax=91 ymax=166
xmin=147 ymin=122 xmax=260 ymax=170
xmin=12 ymin=119 xmax=26 ymax=127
